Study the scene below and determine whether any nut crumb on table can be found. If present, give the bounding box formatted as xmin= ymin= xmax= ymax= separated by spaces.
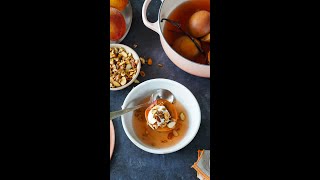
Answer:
xmin=140 ymin=71 xmax=146 ymax=77
xmin=139 ymin=57 xmax=146 ymax=64
xmin=147 ymin=58 xmax=153 ymax=65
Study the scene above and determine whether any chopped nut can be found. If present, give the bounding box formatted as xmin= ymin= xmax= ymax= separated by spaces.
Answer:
xmin=120 ymin=77 xmax=127 ymax=85
xmin=133 ymin=44 xmax=138 ymax=48
xmin=179 ymin=112 xmax=185 ymax=121
xmin=167 ymin=121 xmax=176 ymax=128
xmin=113 ymin=81 xmax=121 ymax=87
xmin=147 ymin=58 xmax=153 ymax=65
xmin=120 ymin=51 xmax=127 ymax=58
xmin=157 ymin=64 xmax=163 ymax=67
xmin=110 ymin=47 xmax=138 ymax=88
xmin=139 ymin=57 xmax=146 ymax=64
xmin=134 ymin=79 xmax=140 ymax=83
xmin=140 ymin=71 xmax=145 ymax=77
xmin=173 ymin=130 xmax=179 ymax=137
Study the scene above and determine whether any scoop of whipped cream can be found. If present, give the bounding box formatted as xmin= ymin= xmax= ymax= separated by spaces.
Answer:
xmin=147 ymin=105 xmax=176 ymax=130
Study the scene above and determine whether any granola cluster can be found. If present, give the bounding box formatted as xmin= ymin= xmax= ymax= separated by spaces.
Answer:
xmin=110 ymin=47 xmax=139 ymax=88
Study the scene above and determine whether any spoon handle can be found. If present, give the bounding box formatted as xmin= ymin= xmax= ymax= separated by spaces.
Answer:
xmin=110 ymin=102 xmax=149 ymax=120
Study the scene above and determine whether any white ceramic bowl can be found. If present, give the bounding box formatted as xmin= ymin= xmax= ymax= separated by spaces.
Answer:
xmin=142 ymin=0 xmax=210 ymax=78
xmin=110 ymin=44 xmax=141 ymax=91
xmin=121 ymin=78 xmax=201 ymax=154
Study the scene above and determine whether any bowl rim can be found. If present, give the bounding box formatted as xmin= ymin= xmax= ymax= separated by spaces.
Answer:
xmin=110 ymin=43 xmax=141 ymax=91
xmin=121 ymin=78 xmax=201 ymax=154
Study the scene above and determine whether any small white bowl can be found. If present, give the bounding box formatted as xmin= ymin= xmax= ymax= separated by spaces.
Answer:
xmin=110 ymin=44 xmax=141 ymax=91
xmin=121 ymin=78 xmax=201 ymax=154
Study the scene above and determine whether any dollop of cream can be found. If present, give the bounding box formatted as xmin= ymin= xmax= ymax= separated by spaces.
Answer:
xmin=147 ymin=105 xmax=174 ymax=130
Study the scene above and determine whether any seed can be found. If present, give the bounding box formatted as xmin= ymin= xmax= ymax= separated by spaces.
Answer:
xmin=147 ymin=58 xmax=153 ymax=65
xmin=173 ymin=130 xmax=178 ymax=137
xmin=157 ymin=64 xmax=163 ymax=67
xmin=140 ymin=71 xmax=145 ymax=77
xmin=179 ymin=112 xmax=185 ymax=121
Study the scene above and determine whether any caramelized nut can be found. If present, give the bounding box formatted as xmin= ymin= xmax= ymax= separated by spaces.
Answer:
xmin=140 ymin=71 xmax=145 ymax=77
xmin=147 ymin=58 xmax=153 ymax=65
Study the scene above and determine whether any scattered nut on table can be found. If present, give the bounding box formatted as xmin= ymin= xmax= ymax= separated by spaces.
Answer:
xmin=139 ymin=57 xmax=146 ymax=64
xmin=110 ymin=47 xmax=138 ymax=88
xmin=140 ymin=71 xmax=145 ymax=77
xmin=147 ymin=58 xmax=153 ymax=65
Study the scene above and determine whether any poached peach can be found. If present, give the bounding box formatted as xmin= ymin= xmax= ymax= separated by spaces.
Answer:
xmin=110 ymin=0 xmax=128 ymax=11
xmin=110 ymin=7 xmax=126 ymax=41
xmin=188 ymin=10 xmax=210 ymax=38
xmin=172 ymin=35 xmax=201 ymax=60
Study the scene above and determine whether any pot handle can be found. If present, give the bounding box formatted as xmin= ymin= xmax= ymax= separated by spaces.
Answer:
xmin=142 ymin=0 xmax=162 ymax=35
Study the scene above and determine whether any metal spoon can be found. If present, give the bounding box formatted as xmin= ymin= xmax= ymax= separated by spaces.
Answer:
xmin=110 ymin=89 xmax=175 ymax=120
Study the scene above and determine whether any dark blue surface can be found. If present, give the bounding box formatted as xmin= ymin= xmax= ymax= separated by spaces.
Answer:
xmin=110 ymin=1 xmax=210 ymax=179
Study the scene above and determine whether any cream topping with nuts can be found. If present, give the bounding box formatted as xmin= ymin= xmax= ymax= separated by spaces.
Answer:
xmin=147 ymin=105 xmax=175 ymax=130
